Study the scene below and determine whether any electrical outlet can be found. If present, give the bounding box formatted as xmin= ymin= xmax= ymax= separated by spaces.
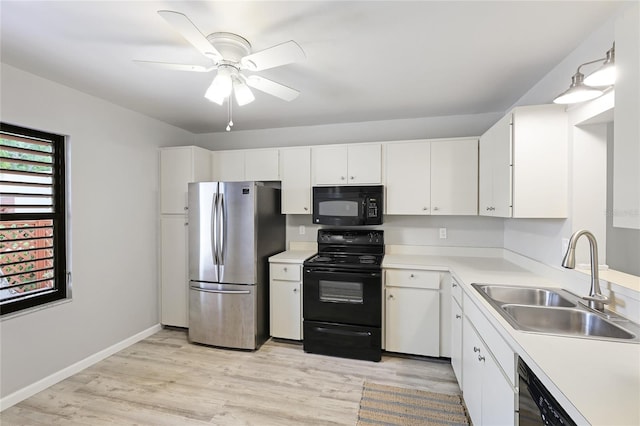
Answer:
xmin=439 ymin=228 xmax=447 ymax=239
xmin=299 ymin=225 xmax=305 ymax=235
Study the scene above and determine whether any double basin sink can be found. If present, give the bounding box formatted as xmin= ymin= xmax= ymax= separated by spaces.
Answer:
xmin=472 ymin=284 xmax=640 ymax=343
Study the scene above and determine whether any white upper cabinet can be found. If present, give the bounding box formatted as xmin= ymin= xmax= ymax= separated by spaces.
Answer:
xmin=385 ymin=140 xmax=431 ymax=214
xmin=384 ymin=138 xmax=478 ymax=215
xmin=312 ymin=143 xmax=382 ymax=185
xmin=479 ymin=104 xmax=568 ymax=218
xmin=160 ymin=146 xmax=211 ymax=214
xmin=431 ymin=139 xmax=478 ymax=215
xmin=280 ymin=147 xmax=311 ymax=214
xmin=613 ymin=3 xmax=640 ymax=229
xmin=212 ymin=149 xmax=279 ymax=182
xmin=245 ymin=149 xmax=280 ymax=181
xmin=479 ymin=114 xmax=512 ymax=218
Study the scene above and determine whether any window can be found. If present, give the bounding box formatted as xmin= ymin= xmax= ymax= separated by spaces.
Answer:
xmin=0 ymin=123 xmax=67 ymax=315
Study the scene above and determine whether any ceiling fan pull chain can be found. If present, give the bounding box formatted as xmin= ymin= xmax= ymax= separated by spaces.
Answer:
xmin=226 ymin=98 xmax=234 ymax=131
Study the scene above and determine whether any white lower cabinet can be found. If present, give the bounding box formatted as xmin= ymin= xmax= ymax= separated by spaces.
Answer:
xmin=450 ymin=296 xmax=463 ymax=387
xmin=461 ymin=292 xmax=517 ymax=425
xmin=160 ymin=215 xmax=189 ymax=327
xmin=384 ymin=269 xmax=441 ymax=357
xmin=269 ymin=262 xmax=303 ymax=340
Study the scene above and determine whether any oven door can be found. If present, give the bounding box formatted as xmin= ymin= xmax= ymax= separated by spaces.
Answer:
xmin=303 ymin=267 xmax=381 ymax=327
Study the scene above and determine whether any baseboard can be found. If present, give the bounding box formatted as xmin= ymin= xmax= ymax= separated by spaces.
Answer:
xmin=0 ymin=323 xmax=162 ymax=411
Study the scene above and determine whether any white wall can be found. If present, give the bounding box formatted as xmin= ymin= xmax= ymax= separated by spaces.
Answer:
xmin=0 ymin=64 xmax=193 ymax=400
xmin=194 ymin=112 xmax=503 ymax=151
xmin=288 ymin=215 xmax=504 ymax=248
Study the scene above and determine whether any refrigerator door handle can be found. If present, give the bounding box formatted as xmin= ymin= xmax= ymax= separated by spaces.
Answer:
xmin=191 ymin=287 xmax=251 ymax=295
xmin=211 ymin=191 xmax=219 ymax=266
xmin=219 ymin=193 xmax=225 ymax=265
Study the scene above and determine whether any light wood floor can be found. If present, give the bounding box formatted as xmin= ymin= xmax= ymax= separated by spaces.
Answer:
xmin=1 ymin=328 xmax=460 ymax=425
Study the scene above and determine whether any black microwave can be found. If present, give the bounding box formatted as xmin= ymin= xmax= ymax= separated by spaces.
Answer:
xmin=312 ymin=185 xmax=383 ymax=226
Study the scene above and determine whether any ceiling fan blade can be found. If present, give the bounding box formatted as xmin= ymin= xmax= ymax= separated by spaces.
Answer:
xmin=157 ymin=10 xmax=222 ymax=60
xmin=134 ymin=60 xmax=214 ymax=72
xmin=240 ymin=41 xmax=305 ymax=71
xmin=246 ymin=75 xmax=300 ymax=101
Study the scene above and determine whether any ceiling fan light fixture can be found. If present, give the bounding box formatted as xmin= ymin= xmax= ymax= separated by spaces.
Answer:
xmin=233 ymin=79 xmax=255 ymax=106
xmin=553 ymin=71 xmax=603 ymax=104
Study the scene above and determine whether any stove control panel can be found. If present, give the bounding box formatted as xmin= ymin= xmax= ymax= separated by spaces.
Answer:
xmin=317 ymin=229 xmax=384 ymax=246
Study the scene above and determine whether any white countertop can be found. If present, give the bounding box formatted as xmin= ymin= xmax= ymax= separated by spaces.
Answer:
xmin=383 ymin=251 xmax=640 ymax=426
xmin=268 ymin=249 xmax=315 ymax=264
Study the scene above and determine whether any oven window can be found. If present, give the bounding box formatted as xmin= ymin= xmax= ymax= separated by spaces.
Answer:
xmin=319 ymin=280 xmax=363 ymax=303
xmin=318 ymin=200 xmax=359 ymax=217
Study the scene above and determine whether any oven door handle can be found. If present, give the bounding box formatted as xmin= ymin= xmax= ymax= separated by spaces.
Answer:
xmin=304 ymin=268 xmax=381 ymax=278
xmin=313 ymin=326 xmax=372 ymax=337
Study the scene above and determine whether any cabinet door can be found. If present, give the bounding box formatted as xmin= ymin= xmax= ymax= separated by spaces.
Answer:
xmin=270 ymin=280 xmax=302 ymax=340
xmin=347 ymin=144 xmax=382 ymax=184
xmin=160 ymin=147 xmax=193 ymax=214
xmin=481 ymin=350 xmax=517 ymax=426
xmin=462 ymin=318 xmax=483 ymax=425
xmin=431 ymin=139 xmax=478 ymax=215
xmin=450 ymin=298 xmax=463 ymax=387
xmin=213 ymin=150 xmax=245 ymax=181
xmin=385 ymin=287 xmax=440 ymax=357
xmin=385 ymin=141 xmax=430 ymax=215
xmin=479 ymin=114 xmax=512 ymax=217
xmin=280 ymin=147 xmax=311 ymax=214
xmin=312 ymin=146 xmax=348 ymax=185
xmin=245 ymin=149 xmax=279 ymax=181
xmin=160 ymin=215 xmax=188 ymax=327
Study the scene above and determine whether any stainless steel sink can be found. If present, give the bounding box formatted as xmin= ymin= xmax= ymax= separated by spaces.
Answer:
xmin=476 ymin=284 xmax=576 ymax=307
xmin=502 ymin=305 xmax=636 ymax=340
xmin=471 ymin=283 xmax=640 ymax=343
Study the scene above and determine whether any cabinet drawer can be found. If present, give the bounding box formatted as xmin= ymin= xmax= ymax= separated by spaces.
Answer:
xmin=270 ymin=263 xmax=301 ymax=281
xmin=451 ymin=277 xmax=463 ymax=305
xmin=464 ymin=292 xmax=516 ymax=386
xmin=385 ymin=269 xmax=440 ymax=289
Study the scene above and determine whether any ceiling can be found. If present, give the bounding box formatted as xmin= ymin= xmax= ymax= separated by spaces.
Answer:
xmin=0 ymin=1 xmax=625 ymax=134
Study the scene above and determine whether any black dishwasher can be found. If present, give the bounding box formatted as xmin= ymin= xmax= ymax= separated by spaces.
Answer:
xmin=518 ymin=358 xmax=576 ymax=426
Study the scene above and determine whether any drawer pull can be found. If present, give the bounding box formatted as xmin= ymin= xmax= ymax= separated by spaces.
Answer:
xmin=455 ymin=314 xmax=461 ymax=319
xmin=452 ymin=282 xmax=458 ymax=288
xmin=478 ymin=355 xmax=486 ymax=362
xmin=473 ymin=346 xmax=480 ymax=353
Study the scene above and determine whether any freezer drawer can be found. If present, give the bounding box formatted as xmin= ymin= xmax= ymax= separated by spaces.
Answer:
xmin=189 ymin=282 xmax=257 ymax=350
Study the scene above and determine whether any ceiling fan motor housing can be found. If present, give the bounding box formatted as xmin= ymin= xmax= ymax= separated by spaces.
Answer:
xmin=206 ymin=32 xmax=251 ymax=64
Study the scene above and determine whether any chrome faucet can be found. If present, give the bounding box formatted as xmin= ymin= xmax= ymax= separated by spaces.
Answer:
xmin=561 ymin=229 xmax=609 ymax=312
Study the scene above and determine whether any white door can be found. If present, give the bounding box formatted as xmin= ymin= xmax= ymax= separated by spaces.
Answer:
xmin=270 ymin=281 xmax=302 ymax=340
xmin=450 ymin=299 xmax=463 ymax=387
xmin=385 ymin=287 xmax=440 ymax=357
xmin=280 ymin=147 xmax=311 ymax=214
xmin=213 ymin=150 xmax=245 ymax=181
xmin=385 ymin=141 xmax=430 ymax=215
xmin=160 ymin=215 xmax=188 ymax=327
xmin=481 ymin=351 xmax=517 ymax=426
xmin=462 ymin=318 xmax=483 ymax=425
xmin=347 ymin=144 xmax=382 ymax=184
xmin=431 ymin=139 xmax=478 ymax=215
xmin=245 ymin=149 xmax=279 ymax=181
xmin=160 ymin=147 xmax=193 ymax=214
xmin=312 ymin=146 xmax=348 ymax=185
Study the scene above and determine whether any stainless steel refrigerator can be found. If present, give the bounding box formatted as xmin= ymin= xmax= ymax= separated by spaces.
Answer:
xmin=187 ymin=181 xmax=285 ymax=350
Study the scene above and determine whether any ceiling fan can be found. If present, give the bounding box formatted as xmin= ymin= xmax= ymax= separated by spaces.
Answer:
xmin=135 ymin=10 xmax=305 ymax=109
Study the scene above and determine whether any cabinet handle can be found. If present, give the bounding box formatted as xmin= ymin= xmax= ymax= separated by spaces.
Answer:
xmin=341 ymin=176 xmax=346 ymax=180
xmin=350 ymin=176 xmax=354 ymax=180
xmin=184 ymin=222 xmax=188 ymax=226
xmin=433 ymin=207 xmax=439 ymax=211
xmin=283 ymin=267 xmax=288 ymax=272
xmin=410 ymin=274 xmax=415 ymax=278
xmin=423 ymin=207 xmax=428 ymax=211
xmin=388 ymin=294 xmax=394 ymax=300
xmin=184 ymin=206 xmax=188 ymax=210
xmin=293 ymin=288 xmax=298 ymax=293
xmin=473 ymin=346 xmax=480 ymax=353
xmin=478 ymin=355 xmax=486 ymax=362
xmin=452 ymin=282 xmax=457 ymax=288
xmin=455 ymin=314 xmax=461 ymax=319
xmin=303 ymin=207 xmax=308 ymax=211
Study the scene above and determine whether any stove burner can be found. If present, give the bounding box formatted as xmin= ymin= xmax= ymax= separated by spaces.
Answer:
xmin=313 ymin=256 xmax=332 ymax=262
xmin=359 ymin=255 xmax=376 ymax=264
